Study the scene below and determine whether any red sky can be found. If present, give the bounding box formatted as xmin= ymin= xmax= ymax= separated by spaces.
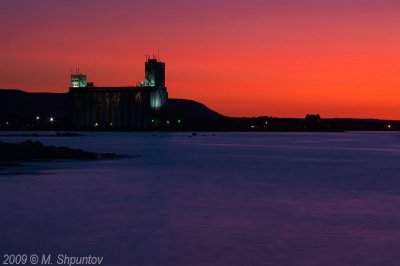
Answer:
xmin=1 ymin=0 xmax=400 ymax=119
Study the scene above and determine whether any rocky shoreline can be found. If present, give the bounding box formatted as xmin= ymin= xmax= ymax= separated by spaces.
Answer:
xmin=0 ymin=132 xmax=84 ymax=137
xmin=0 ymin=140 xmax=117 ymax=161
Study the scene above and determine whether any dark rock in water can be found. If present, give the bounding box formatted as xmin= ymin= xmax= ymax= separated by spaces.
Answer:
xmin=0 ymin=140 xmax=117 ymax=161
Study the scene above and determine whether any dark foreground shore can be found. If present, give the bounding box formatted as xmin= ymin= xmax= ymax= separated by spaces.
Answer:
xmin=0 ymin=140 xmax=117 ymax=161
xmin=0 ymin=132 xmax=84 ymax=137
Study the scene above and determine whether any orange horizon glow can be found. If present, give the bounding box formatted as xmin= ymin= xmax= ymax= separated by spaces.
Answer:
xmin=1 ymin=1 xmax=400 ymax=119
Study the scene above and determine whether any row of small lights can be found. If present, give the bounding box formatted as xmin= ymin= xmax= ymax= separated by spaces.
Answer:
xmin=151 ymin=119 xmax=181 ymax=124
xmin=0 ymin=118 xmax=394 ymax=129
xmin=250 ymin=121 xmax=269 ymax=129
xmin=35 ymin=116 xmax=55 ymax=123
xmin=2 ymin=116 xmax=55 ymax=126
xmin=94 ymin=122 xmax=113 ymax=127
xmin=166 ymin=119 xmax=181 ymax=125
xmin=91 ymin=120 xmax=183 ymax=127
xmin=4 ymin=118 xmax=182 ymax=127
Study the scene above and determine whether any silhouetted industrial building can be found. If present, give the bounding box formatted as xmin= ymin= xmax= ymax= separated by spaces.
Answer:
xmin=69 ymin=57 xmax=168 ymax=129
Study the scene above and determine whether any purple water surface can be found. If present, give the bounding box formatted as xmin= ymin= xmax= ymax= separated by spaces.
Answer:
xmin=1 ymin=132 xmax=400 ymax=265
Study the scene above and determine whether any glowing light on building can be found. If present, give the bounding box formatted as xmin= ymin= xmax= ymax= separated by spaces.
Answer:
xmin=150 ymin=89 xmax=167 ymax=110
xmin=71 ymin=74 xmax=87 ymax=88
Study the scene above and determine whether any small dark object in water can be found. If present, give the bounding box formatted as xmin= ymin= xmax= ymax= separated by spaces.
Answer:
xmin=54 ymin=132 xmax=84 ymax=137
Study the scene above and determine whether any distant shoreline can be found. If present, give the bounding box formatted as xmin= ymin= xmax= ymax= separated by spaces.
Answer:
xmin=0 ymin=89 xmax=398 ymax=132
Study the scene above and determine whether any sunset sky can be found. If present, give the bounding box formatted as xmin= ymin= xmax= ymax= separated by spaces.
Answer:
xmin=1 ymin=0 xmax=400 ymax=118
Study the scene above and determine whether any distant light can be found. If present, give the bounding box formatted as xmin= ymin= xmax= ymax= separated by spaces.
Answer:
xmin=109 ymin=122 xmax=113 ymax=126
xmin=94 ymin=122 xmax=99 ymax=127
xmin=151 ymin=119 xmax=155 ymax=123
xmin=250 ymin=125 xmax=256 ymax=129
xmin=166 ymin=120 xmax=170 ymax=124
xmin=49 ymin=117 xmax=54 ymax=123
xmin=36 ymin=116 xmax=40 ymax=120
xmin=387 ymin=124 xmax=392 ymax=129
xmin=265 ymin=121 xmax=268 ymax=125
xmin=177 ymin=119 xmax=181 ymax=123
xmin=6 ymin=121 xmax=9 ymax=125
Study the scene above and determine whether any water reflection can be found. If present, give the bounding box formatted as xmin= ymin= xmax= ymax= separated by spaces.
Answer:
xmin=1 ymin=132 xmax=400 ymax=265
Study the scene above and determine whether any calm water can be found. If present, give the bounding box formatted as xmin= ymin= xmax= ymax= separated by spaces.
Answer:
xmin=1 ymin=132 xmax=400 ymax=265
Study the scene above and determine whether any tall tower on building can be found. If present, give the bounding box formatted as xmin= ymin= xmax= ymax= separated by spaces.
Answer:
xmin=145 ymin=58 xmax=165 ymax=88
xmin=143 ymin=56 xmax=168 ymax=110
